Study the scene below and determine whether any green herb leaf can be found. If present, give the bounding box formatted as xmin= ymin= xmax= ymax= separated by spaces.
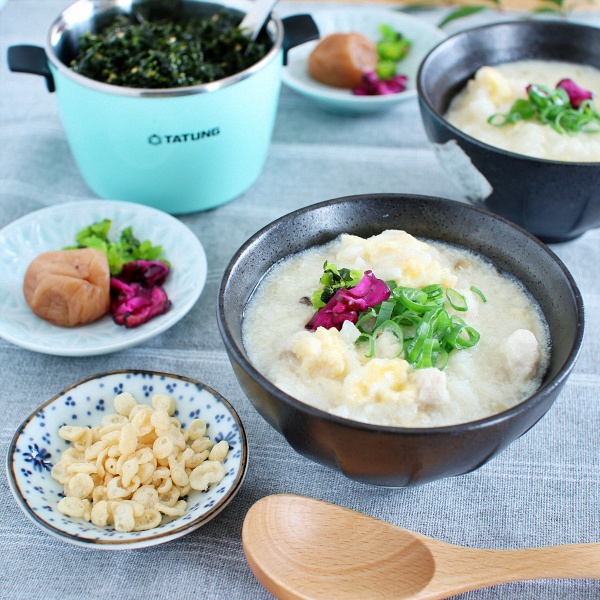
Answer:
xmin=374 ymin=23 xmax=412 ymax=80
xmin=438 ymin=6 xmax=488 ymax=28
xmin=311 ymin=262 xmax=364 ymax=310
xmin=66 ymin=219 xmax=169 ymax=275
xmin=489 ymin=81 xmax=600 ymax=135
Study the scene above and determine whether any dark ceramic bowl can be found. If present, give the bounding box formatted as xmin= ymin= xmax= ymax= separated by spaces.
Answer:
xmin=417 ymin=20 xmax=600 ymax=243
xmin=217 ymin=194 xmax=584 ymax=487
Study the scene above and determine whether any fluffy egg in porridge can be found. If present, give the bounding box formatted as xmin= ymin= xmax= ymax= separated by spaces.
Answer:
xmin=242 ymin=230 xmax=550 ymax=428
xmin=445 ymin=59 xmax=600 ymax=162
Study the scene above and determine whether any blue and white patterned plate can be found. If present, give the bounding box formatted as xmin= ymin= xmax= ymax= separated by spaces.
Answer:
xmin=6 ymin=370 xmax=248 ymax=549
xmin=0 ymin=200 xmax=207 ymax=356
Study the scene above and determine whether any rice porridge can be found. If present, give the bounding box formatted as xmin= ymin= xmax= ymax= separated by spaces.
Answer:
xmin=242 ymin=230 xmax=550 ymax=428
xmin=445 ymin=59 xmax=600 ymax=162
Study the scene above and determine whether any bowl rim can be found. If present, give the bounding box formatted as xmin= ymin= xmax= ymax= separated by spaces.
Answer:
xmin=416 ymin=18 xmax=600 ymax=167
xmin=45 ymin=0 xmax=284 ymax=98
xmin=6 ymin=369 xmax=249 ymax=549
xmin=217 ymin=193 xmax=585 ymax=435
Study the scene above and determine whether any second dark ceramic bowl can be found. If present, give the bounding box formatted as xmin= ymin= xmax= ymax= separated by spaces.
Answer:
xmin=217 ymin=194 xmax=584 ymax=487
xmin=417 ymin=20 xmax=600 ymax=243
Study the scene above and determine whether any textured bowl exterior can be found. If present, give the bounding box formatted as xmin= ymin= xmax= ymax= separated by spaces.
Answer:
xmin=217 ymin=194 xmax=584 ymax=487
xmin=417 ymin=20 xmax=600 ymax=243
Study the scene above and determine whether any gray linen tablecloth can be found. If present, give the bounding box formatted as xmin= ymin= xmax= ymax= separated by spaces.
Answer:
xmin=1 ymin=1 xmax=599 ymax=598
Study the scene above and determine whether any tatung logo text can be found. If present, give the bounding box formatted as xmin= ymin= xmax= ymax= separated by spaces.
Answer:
xmin=148 ymin=127 xmax=220 ymax=146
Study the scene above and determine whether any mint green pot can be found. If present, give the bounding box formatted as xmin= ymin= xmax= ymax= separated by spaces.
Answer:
xmin=8 ymin=0 xmax=318 ymax=214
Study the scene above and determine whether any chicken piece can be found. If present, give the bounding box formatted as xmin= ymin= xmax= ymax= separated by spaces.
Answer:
xmin=411 ymin=368 xmax=453 ymax=413
xmin=23 ymin=248 xmax=110 ymax=327
xmin=502 ymin=329 xmax=541 ymax=381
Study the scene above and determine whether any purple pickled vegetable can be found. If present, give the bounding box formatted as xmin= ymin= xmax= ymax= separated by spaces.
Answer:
xmin=110 ymin=259 xmax=172 ymax=328
xmin=352 ymin=72 xmax=408 ymax=96
xmin=557 ymin=79 xmax=593 ymax=109
xmin=362 ymin=272 xmax=391 ymax=305
xmin=110 ymin=279 xmax=171 ymax=328
xmin=119 ymin=260 xmax=170 ymax=287
xmin=306 ymin=271 xmax=390 ymax=331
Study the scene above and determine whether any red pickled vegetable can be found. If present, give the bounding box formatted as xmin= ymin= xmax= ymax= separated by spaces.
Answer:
xmin=118 ymin=260 xmax=170 ymax=287
xmin=556 ymin=78 xmax=593 ymax=109
xmin=306 ymin=271 xmax=390 ymax=331
xmin=110 ymin=260 xmax=171 ymax=328
xmin=352 ymin=72 xmax=408 ymax=96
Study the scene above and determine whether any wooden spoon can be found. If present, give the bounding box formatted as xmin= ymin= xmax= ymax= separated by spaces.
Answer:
xmin=242 ymin=494 xmax=600 ymax=599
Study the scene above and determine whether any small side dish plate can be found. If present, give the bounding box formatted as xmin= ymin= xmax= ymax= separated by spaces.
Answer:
xmin=281 ymin=7 xmax=446 ymax=115
xmin=7 ymin=370 xmax=248 ymax=549
xmin=0 ymin=200 xmax=207 ymax=356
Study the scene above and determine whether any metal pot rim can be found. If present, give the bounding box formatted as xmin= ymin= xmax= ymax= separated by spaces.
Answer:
xmin=45 ymin=0 xmax=284 ymax=98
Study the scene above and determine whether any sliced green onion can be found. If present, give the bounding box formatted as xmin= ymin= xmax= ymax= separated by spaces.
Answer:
xmin=451 ymin=314 xmax=466 ymax=326
xmin=443 ymin=323 xmax=465 ymax=350
xmin=415 ymin=338 xmax=439 ymax=369
xmin=373 ymin=320 xmax=404 ymax=358
xmin=406 ymin=321 xmax=430 ymax=364
xmin=373 ymin=300 xmax=394 ymax=330
xmin=446 ymin=288 xmax=468 ymax=312
xmin=470 ymin=285 xmax=487 ymax=303
xmin=356 ymin=308 xmax=377 ymax=333
xmin=443 ymin=323 xmax=480 ymax=350
xmin=454 ymin=326 xmax=480 ymax=349
xmin=395 ymin=287 xmax=441 ymax=313
xmin=435 ymin=347 xmax=449 ymax=370
xmin=430 ymin=309 xmax=452 ymax=341
xmin=357 ymin=333 xmax=375 ymax=358
xmin=393 ymin=311 xmax=422 ymax=327
xmin=421 ymin=284 xmax=444 ymax=301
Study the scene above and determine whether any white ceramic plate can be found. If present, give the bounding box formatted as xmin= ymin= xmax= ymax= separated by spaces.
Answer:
xmin=281 ymin=8 xmax=446 ymax=115
xmin=7 ymin=370 xmax=248 ymax=549
xmin=0 ymin=200 xmax=207 ymax=356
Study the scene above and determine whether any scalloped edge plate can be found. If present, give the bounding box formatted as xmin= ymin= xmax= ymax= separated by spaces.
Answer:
xmin=7 ymin=370 xmax=248 ymax=549
xmin=0 ymin=200 xmax=207 ymax=356
xmin=281 ymin=7 xmax=446 ymax=115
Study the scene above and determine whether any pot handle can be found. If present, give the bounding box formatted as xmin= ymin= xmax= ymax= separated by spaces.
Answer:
xmin=7 ymin=45 xmax=55 ymax=92
xmin=281 ymin=14 xmax=319 ymax=66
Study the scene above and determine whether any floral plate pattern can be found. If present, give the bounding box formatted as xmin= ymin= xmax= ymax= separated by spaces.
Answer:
xmin=6 ymin=370 xmax=248 ymax=549
xmin=0 ymin=200 xmax=207 ymax=356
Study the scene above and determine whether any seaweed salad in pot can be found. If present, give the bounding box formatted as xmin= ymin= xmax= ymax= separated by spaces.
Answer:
xmin=8 ymin=0 xmax=318 ymax=213
xmin=70 ymin=6 xmax=271 ymax=89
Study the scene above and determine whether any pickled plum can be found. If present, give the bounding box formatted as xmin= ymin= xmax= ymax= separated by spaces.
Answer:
xmin=307 ymin=32 xmax=378 ymax=89
xmin=23 ymin=248 xmax=110 ymax=327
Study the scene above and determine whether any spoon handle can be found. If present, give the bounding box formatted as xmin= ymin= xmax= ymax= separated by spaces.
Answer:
xmin=239 ymin=0 xmax=279 ymax=41
xmin=429 ymin=542 xmax=600 ymax=597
